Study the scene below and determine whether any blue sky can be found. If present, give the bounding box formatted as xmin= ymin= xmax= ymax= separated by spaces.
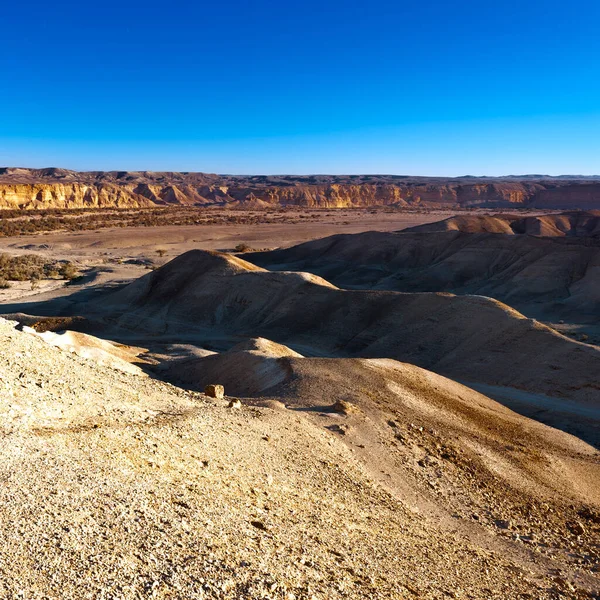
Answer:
xmin=1 ymin=0 xmax=599 ymax=175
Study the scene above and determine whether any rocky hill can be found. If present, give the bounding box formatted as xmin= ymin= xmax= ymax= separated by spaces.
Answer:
xmin=405 ymin=210 xmax=600 ymax=236
xmin=0 ymin=311 xmax=598 ymax=598
xmin=93 ymin=250 xmax=600 ymax=447
xmin=2 ymin=167 xmax=600 ymax=209
xmin=246 ymin=224 xmax=600 ymax=331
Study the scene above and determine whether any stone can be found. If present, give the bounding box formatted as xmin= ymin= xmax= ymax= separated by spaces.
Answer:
xmin=331 ymin=399 xmax=355 ymax=415
xmin=327 ymin=424 xmax=350 ymax=435
xmin=205 ymin=384 xmax=224 ymax=399
xmin=418 ymin=455 xmax=437 ymax=468
xmin=566 ymin=520 xmax=585 ymax=536
xmin=228 ymin=399 xmax=242 ymax=409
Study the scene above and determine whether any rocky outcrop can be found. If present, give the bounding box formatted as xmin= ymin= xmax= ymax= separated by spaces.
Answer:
xmin=1 ymin=168 xmax=600 ymax=209
xmin=0 ymin=183 xmax=154 ymax=209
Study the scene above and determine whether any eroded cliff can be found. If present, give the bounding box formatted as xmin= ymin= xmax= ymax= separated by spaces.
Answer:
xmin=0 ymin=168 xmax=599 ymax=209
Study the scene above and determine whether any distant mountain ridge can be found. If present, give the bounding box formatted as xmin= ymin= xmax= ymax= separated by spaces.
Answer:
xmin=2 ymin=167 xmax=600 ymax=209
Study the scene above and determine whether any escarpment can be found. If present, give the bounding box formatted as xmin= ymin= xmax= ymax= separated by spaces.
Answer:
xmin=1 ymin=168 xmax=600 ymax=209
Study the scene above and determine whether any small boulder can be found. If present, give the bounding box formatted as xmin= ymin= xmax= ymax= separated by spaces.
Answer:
xmin=331 ymin=399 xmax=355 ymax=415
xmin=566 ymin=520 xmax=585 ymax=536
xmin=205 ymin=384 xmax=225 ymax=399
xmin=228 ymin=399 xmax=242 ymax=409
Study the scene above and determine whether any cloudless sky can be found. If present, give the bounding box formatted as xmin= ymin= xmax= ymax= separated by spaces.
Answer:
xmin=1 ymin=0 xmax=600 ymax=175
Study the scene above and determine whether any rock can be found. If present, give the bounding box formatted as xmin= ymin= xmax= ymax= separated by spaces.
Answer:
xmin=205 ymin=384 xmax=225 ymax=399
xmin=228 ymin=399 xmax=242 ymax=409
xmin=331 ymin=399 xmax=355 ymax=414
xmin=566 ymin=520 xmax=585 ymax=536
xmin=578 ymin=506 xmax=600 ymax=523
xmin=327 ymin=424 xmax=350 ymax=435
xmin=5 ymin=170 xmax=600 ymax=210
xmin=554 ymin=577 xmax=576 ymax=592
xmin=418 ymin=455 xmax=437 ymax=468
xmin=494 ymin=519 xmax=511 ymax=530
xmin=250 ymin=520 xmax=267 ymax=531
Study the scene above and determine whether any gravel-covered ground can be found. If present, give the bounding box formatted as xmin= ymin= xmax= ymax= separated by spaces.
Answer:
xmin=0 ymin=318 xmax=597 ymax=599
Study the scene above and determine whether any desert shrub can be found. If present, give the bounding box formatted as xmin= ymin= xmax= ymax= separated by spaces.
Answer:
xmin=0 ymin=253 xmax=46 ymax=281
xmin=0 ymin=253 xmax=79 ymax=283
xmin=234 ymin=242 xmax=252 ymax=252
xmin=0 ymin=278 xmax=11 ymax=289
xmin=58 ymin=262 xmax=78 ymax=280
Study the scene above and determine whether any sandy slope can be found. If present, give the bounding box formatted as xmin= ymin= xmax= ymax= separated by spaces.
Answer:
xmin=0 ymin=318 xmax=598 ymax=598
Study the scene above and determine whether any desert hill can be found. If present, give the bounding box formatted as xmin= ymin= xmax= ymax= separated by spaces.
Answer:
xmin=246 ymin=226 xmax=600 ymax=331
xmin=2 ymin=167 xmax=600 ymax=209
xmin=165 ymin=337 xmax=600 ymax=505
xmin=406 ymin=210 xmax=600 ymax=236
xmin=92 ymin=251 xmax=600 ymax=444
xmin=0 ymin=315 xmax=598 ymax=597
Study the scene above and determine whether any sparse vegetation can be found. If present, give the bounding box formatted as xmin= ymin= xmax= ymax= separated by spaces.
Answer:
xmin=0 ymin=205 xmax=415 ymax=237
xmin=0 ymin=253 xmax=78 ymax=283
xmin=58 ymin=262 xmax=78 ymax=280
xmin=234 ymin=242 xmax=252 ymax=252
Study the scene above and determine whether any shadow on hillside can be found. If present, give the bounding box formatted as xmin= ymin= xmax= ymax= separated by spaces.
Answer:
xmin=1 ymin=287 xmax=599 ymax=451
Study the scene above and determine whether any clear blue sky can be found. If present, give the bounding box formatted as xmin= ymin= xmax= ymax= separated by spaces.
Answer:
xmin=1 ymin=0 xmax=599 ymax=175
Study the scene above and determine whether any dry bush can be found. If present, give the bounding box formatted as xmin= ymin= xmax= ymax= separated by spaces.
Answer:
xmin=58 ymin=262 xmax=78 ymax=280
xmin=0 ymin=253 xmax=78 ymax=282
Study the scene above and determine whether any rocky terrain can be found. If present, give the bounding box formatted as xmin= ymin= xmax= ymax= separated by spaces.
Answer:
xmin=0 ymin=229 xmax=598 ymax=597
xmin=2 ymin=168 xmax=600 ymax=209
xmin=247 ymin=213 xmax=600 ymax=340
xmin=26 ymin=249 xmax=591 ymax=448
xmin=0 ymin=311 xmax=598 ymax=599
xmin=405 ymin=211 xmax=600 ymax=236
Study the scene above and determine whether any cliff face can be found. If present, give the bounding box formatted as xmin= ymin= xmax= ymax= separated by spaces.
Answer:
xmin=0 ymin=168 xmax=599 ymax=210
xmin=0 ymin=183 xmax=154 ymax=210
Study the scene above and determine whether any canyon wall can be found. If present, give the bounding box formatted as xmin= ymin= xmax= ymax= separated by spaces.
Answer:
xmin=0 ymin=168 xmax=599 ymax=210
